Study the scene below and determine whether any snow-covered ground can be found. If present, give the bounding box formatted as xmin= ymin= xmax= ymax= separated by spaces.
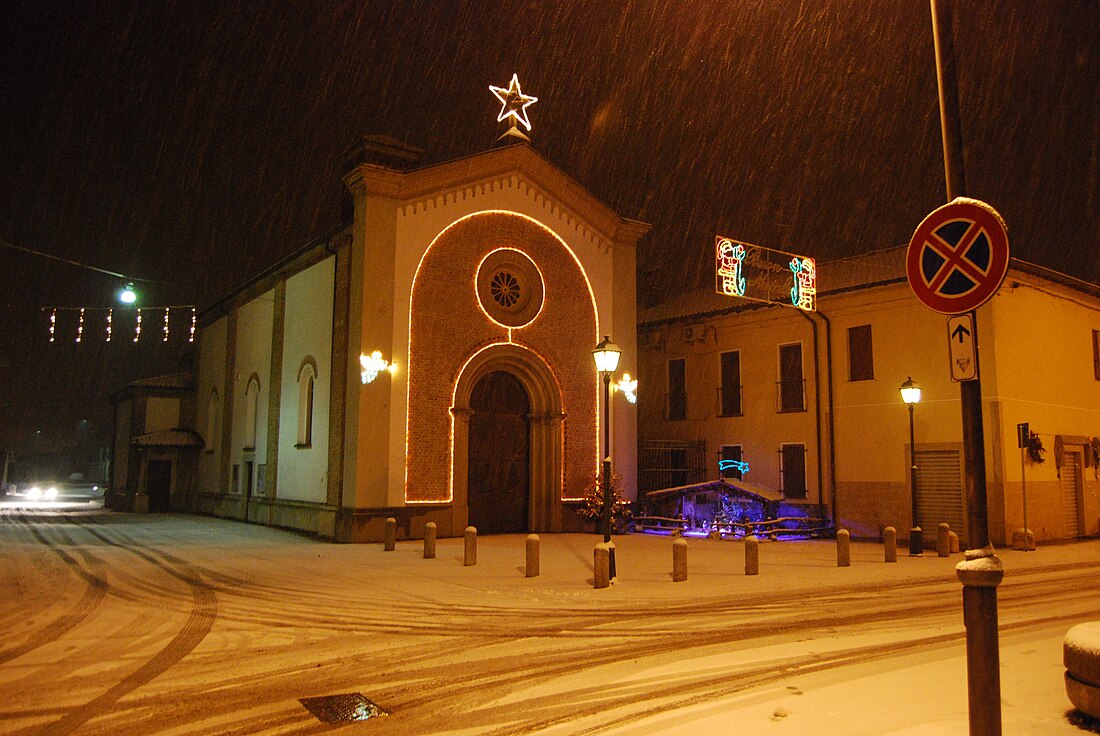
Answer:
xmin=2 ymin=509 xmax=1099 ymax=735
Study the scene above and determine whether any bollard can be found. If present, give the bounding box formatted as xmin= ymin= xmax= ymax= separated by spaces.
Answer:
xmin=956 ymin=546 xmax=1004 ymax=736
xmin=949 ymin=530 xmax=960 ymax=554
xmin=937 ymin=523 xmax=951 ymax=557
xmin=464 ymin=526 xmax=477 ymax=566
xmin=910 ymin=526 xmax=924 ymax=556
xmin=526 ymin=534 xmax=540 ymax=578
xmin=383 ymin=517 xmax=396 ymax=551
xmin=423 ymin=522 xmax=436 ymax=559
xmin=673 ymin=537 xmax=688 ymax=582
xmin=837 ymin=529 xmax=851 ymax=567
xmin=594 ymin=542 xmax=610 ymax=589
xmin=745 ymin=535 xmax=759 ymax=576
xmin=884 ymin=526 xmax=897 ymax=563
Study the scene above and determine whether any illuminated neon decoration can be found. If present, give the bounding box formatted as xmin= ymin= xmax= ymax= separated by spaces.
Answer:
xmin=106 ymin=308 xmax=112 ymax=342
xmin=360 ymin=351 xmax=395 ymax=384
xmin=789 ymin=257 xmax=817 ymax=311
xmin=76 ymin=308 xmax=85 ymax=343
xmin=489 ymin=73 xmax=538 ymax=131
xmin=719 ymin=459 xmax=750 ymax=475
xmin=714 ymin=235 xmax=817 ymax=312
xmin=134 ymin=308 xmax=142 ymax=343
xmin=49 ymin=309 xmax=56 ymax=343
xmin=716 ymin=240 xmax=747 ymax=297
xmin=615 ymin=373 xmax=638 ymax=404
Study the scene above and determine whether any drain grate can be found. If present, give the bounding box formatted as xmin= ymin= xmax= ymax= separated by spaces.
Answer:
xmin=299 ymin=692 xmax=389 ymax=723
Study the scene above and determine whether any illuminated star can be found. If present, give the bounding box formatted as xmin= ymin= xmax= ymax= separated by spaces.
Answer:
xmin=490 ymin=73 xmax=538 ymax=131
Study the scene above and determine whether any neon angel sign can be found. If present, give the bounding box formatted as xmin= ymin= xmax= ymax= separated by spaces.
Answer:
xmin=714 ymin=236 xmax=817 ymax=312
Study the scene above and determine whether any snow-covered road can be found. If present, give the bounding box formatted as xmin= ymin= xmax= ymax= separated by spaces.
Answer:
xmin=2 ymin=508 xmax=1098 ymax=735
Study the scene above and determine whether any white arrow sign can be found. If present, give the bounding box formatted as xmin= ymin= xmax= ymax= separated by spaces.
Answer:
xmin=947 ymin=314 xmax=977 ymax=382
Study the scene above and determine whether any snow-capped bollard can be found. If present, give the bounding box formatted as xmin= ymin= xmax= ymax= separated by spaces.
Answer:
xmin=673 ymin=537 xmax=688 ymax=582
xmin=949 ymin=530 xmax=960 ymax=553
xmin=464 ymin=526 xmax=477 ymax=566
xmin=956 ymin=544 xmax=1005 ymax=735
xmin=837 ymin=529 xmax=851 ymax=567
xmin=594 ymin=542 xmax=610 ymax=589
xmin=384 ymin=517 xmax=396 ymax=551
xmin=1064 ymin=622 xmax=1100 ymax=720
xmin=526 ymin=534 xmax=540 ymax=578
xmin=884 ymin=526 xmax=897 ymax=563
xmin=937 ymin=523 xmax=951 ymax=557
xmin=745 ymin=535 xmax=759 ymax=576
xmin=423 ymin=522 xmax=436 ymax=559
xmin=1011 ymin=528 xmax=1034 ymax=551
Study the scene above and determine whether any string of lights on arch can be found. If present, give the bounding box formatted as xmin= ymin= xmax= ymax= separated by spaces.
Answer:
xmin=42 ymin=305 xmax=196 ymax=344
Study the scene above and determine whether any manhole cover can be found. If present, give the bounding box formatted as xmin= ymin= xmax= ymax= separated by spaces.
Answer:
xmin=299 ymin=692 xmax=389 ymax=723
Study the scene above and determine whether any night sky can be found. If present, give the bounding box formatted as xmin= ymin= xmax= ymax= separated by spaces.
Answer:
xmin=1 ymin=1 xmax=1097 ymax=453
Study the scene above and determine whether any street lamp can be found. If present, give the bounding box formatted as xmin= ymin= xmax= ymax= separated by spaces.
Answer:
xmin=593 ymin=335 xmax=621 ymax=578
xmin=900 ymin=377 xmax=923 ymax=556
xmin=118 ymin=281 xmax=137 ymax=305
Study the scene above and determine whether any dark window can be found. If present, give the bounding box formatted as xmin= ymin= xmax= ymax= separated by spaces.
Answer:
xmin=780 ymin=444 xmax=807 ymax=499
xmin=848 ymin=324 xmax=874 ymax=381
xmin=778 ymin=344 xmax=805 ymax=412
xmin=668 ymin=358 xmax=687 ymax=420
xmin=669 ymin=448 xmax=688 ymax=487
xmin=1094 ymin=330 xmax=1100 ymax=381
xmin=719 ymin=351 xmax=742 ymax=416
xmin=720 ymin=445 xmax=744 ymax=480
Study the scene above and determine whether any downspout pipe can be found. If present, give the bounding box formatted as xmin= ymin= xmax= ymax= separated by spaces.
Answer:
xmin=796 ymin=310 xmax=825 ymax=526
xmin=798 ymin=308 xmax=838 ymax=531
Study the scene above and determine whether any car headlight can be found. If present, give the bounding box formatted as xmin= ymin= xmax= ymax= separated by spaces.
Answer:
xmin=27 ymin=486 xmax=41 ymax=500
xmin=44 ymin=486 xmax=58 ymax=500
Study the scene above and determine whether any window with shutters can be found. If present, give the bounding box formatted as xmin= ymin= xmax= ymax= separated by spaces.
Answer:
xmin=778 ymin=343 xmax=805 ymax=412
xmin=719 ymin=351 xmax=742 ymax=417
xmin=848 ymin=324 xmax=874 ymax=381
xmin=667 ymin=358 xmax=687 ymax=420
xmin=780 ymin=443 xmax=806 ymax=499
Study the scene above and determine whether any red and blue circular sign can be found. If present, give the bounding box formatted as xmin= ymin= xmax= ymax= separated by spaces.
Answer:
xmin=906 ymin=198 xmax=1009 ymax=315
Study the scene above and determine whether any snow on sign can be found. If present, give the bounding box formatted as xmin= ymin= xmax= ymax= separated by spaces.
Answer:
xmin=906 ymin=197 xmax=1009 ymax=315
xmin=715 ymin=236 xmax=817 ymax=312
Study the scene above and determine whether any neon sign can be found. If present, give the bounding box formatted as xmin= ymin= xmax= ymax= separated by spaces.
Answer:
xmin=789 ymin=257 xmax=816 ymax=311
xmin=360 ymin=351 xmax=395 ymax=384
xmin=615 ymin=374 xmax=638 ymax=404
xmin=719 ymin=459 xmax=750 ymax=475
xmin=714 ymin=235 xmax=817 ymax=312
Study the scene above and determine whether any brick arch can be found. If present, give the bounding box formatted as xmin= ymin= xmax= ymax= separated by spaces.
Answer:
xmin=405 ymin=210 xmax=599 ymax=517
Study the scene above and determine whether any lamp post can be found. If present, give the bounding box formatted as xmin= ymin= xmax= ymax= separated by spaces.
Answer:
xmin=593 ymin=335 xmax=621 ymax=579
xmin=900 ymin=377 xmax=923 ymax=556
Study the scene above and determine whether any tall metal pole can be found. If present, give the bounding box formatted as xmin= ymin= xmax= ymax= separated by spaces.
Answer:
xmin=602 ymin=371 xmax=617 ymax=579
xmin=931 ymin=2 xmax=1002 ymax=733
xmin=908 ymin=402 xmax=922 ymax=556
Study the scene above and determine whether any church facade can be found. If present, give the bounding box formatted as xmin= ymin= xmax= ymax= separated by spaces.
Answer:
xmin=191 ymin=141 xmax=648 ymax=542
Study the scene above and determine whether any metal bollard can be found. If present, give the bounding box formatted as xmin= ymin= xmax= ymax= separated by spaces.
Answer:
xmin=423 ymin=521 xmax=436 ymax=559
xmin=957 ymin=547 xmax=1004 ymax=735
xmin=594 ymin=542 xmax=610 ymax=589
xmin=673 ymin=537 xmax=688 ymax=582
xmin=910 ymin=526 xmax=924 ymax=556
xmin=837 ymin=529 xmax=851 ymax=567
xmin=937 ymin=523 xmax=951 ymax=557
xmin=745 ymin=535 xmax=759 ymax=576
xmin=384 ymin=517 xmax=396 ymax=551
xmin=464 ymin=526 xmax=477 ymax=566
xmin=884 ymin=526 xmax=897 ymax=563
xmin=526 ymin=534 xmax=540 ymax=578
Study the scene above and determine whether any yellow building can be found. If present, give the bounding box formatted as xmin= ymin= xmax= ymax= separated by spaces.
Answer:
xmin=637 ymin=246 xmax=1100 ymax=546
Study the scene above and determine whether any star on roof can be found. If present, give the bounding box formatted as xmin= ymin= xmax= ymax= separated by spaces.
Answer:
xmin=489 ymin=74 xmax=538 ymax=132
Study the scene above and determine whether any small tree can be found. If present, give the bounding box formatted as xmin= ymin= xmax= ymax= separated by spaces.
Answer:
xmin=576 ymin=472 xmax=631 ymax=533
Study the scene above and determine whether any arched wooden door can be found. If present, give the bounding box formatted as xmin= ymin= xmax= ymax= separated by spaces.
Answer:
xmin=467 ymin=371 xmax=530 ymax=534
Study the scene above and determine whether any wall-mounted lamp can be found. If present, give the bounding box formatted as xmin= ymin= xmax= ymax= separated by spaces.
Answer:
xmin=119 ymin=282 xmax=137 ymax=304
xmin=360 ymin=351 xmax=396 ymax=384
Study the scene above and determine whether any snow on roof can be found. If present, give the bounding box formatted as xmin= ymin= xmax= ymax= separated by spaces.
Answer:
xmin=646 ymin=477 xmax=783 ymax=504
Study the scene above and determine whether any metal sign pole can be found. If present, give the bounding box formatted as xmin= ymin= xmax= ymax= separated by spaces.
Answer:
xmin=930 ymin=2 xmax=1002 ymax=734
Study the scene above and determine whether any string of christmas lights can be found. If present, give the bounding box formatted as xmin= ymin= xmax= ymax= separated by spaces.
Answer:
xmin=40 ymin=305 xmax=196 ymax=344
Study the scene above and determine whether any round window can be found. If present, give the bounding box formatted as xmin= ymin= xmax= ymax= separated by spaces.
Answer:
xmin=476 ymin=249 xmax=544 ymax=328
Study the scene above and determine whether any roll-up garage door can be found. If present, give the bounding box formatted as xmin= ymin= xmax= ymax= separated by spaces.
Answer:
xmin=915 ymin=449 xmax=965 ymax=538
xmin=1061 ymin=451 xmax=1082 ymax=539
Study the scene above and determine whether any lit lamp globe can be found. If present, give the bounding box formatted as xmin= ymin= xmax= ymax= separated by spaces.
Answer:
xmin=592 ymin=336 xmax=621 ymax=374
xmin=900 ymin=377 xmax=922 ymax=405
xmin=119 ymin=282 xmax=137 ymax=305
